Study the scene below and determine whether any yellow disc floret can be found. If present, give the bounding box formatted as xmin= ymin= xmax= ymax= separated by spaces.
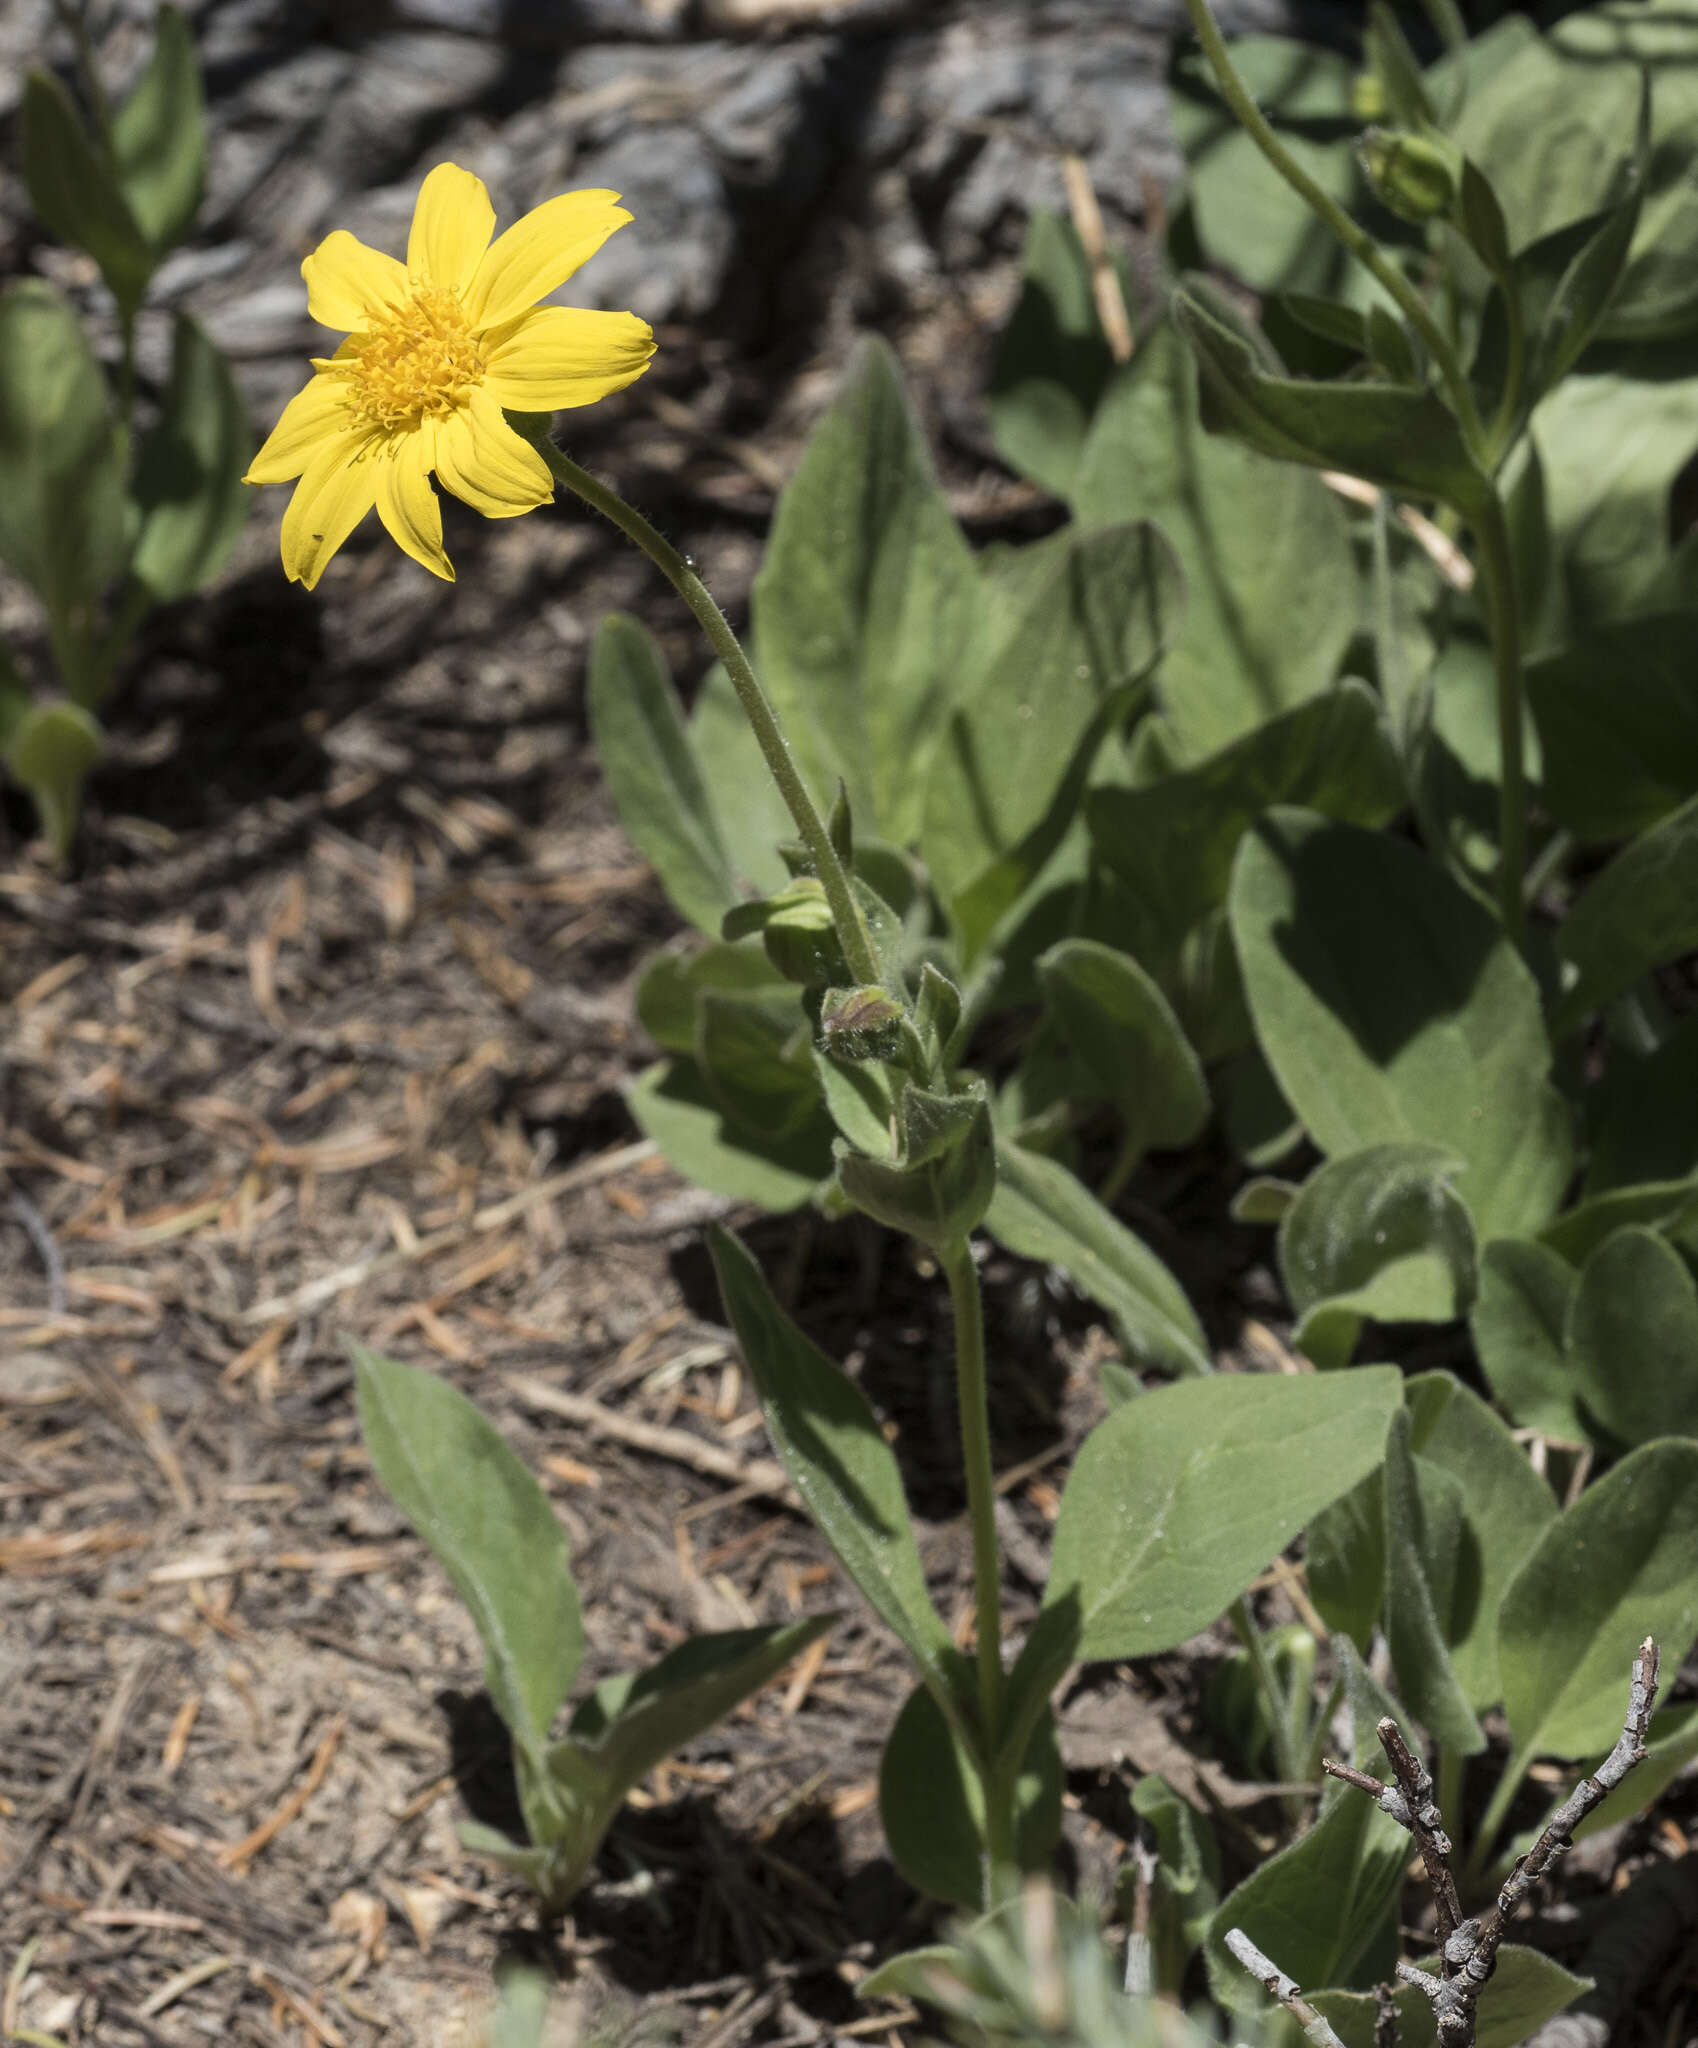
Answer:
xmin=342 ymin=284 xmax=484 ymax=432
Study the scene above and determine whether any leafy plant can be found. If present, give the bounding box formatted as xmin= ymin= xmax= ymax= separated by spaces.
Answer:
xmin=3 ymin=4 xmax=249 ymax=854
xmin=351 ymin=1344 xmax=832 ymax=1910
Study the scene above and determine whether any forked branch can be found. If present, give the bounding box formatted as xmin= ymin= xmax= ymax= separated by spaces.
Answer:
xmin=1228 ymin=1639 xmax=1660 ymax=2048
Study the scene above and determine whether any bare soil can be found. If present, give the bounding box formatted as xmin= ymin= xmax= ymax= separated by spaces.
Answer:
xmin=3 ymin=3 xmax=1698 ymax=2043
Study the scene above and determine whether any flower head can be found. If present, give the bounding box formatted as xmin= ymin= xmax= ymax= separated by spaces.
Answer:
xmin=245 ymin=164 xmax=655 ymax=588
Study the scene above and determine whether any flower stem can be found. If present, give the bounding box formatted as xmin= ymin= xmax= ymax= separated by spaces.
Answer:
xmin=538 ymin=439 xmax=881 ymax=989
xmin=1179 ymin=0 xmax=1488 ymax=464
xmin=1471 ymin=493 xmax=1527 ymax=946
xmin=941 ymin=1238 xmax=1004 ymax=1758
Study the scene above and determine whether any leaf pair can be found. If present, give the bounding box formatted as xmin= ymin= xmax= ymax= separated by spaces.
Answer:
xmin=352 ymin=1344 xmax=831 ymax=1909
xmin=21 ymin=8 xmax=204 ymax=326
xmin=712 ymin=1227 xmax=1398 ymax=1906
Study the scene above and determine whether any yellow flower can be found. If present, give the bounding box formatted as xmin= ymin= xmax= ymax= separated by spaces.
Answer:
xmin=245 ymin=163 xmax=655 ymax=589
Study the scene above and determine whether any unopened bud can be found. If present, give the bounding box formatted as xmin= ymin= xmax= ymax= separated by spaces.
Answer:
xmin=1358 ymin=127 xmax=1457 ymax=224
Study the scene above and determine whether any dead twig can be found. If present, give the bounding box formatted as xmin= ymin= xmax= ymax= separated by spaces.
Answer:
xmin=1223 ymin=1929 xmax=1347 ymax=2048
xmin=1061 ymin=152 xmax=1135 ymax=364
xmin=8 ymin=1190 xmax=67 ymax=1317
xmin=1263 ymin=1639 xmax=1663 ymax=2048
xmin=506 ymin=1376 xmax=794 ymax=1502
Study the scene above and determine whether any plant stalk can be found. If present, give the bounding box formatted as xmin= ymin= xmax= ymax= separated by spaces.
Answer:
xmin=538 ymin=440 xmax=882 ymax=989
xmin=1229 ymin=1595 xmax=1307 ymax=1825
xmin=1179 ymin=0 xmax=1488 ymax=464
xmin=941 ymin=1238 xmax=1004 ymax=1758
xmin=1471 ymin=493 xmax=1528 ymax=946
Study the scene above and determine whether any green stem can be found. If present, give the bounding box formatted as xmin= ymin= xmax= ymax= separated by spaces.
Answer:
xmin=1229 ymin=1596 xmax=1306 ymax=1826
xmin=538 ymin=440 xmax=880 ymax=989
xmin=941 ymin=1238 xmax=1004 ymax=1763
xmin=1436 ymin=1744 xmax=1465 ymax=1853
xmin=1179 ymin=0 xmax=1488 ymax=463
xmin=1418 ymin=0 xmax=1469 ymax=65
xmin=1485 ymin=272 xmax=1527 ymax=464
xmin=1097 ymin=1123 xmax=1144 ymax=1208
xmin=1471 ymin=493 xmax=1528 ymax=947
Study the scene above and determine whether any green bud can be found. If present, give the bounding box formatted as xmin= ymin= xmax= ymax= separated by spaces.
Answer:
xmin=723 ymin=877 xmax=846 ymax=986
xmin=1351 ymin=70 xmax=1388 ymax=121
xmin=1358 ymin=127 xmax=1458 ymax=225
xmin=820 ymin=983 xmax=906 ymax=1063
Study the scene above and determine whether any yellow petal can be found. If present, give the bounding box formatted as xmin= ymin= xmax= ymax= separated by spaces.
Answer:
xmin=279 ymin=438 xmax=380 ymax=590
xmin=376 ymin=432 xmax=454 ymax=581
xmin=481 ymin=305 xmax=655 ymax=411
xmin=302 ymin=229 xmax=408 ymax=333
xmin=245 ymin=371 xmax=357 ymax=484
xmin=436 ymin=388 xmax=552 ymax=518
xmin=407 ymin=163 xmax=495 ymax=295
xmin=463 ymin=189 xmax=631 ymax=331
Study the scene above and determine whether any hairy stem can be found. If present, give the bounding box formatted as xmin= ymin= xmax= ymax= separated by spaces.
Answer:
xmin=941 ymin=1239 xmax=1005 ymax=1764
xmin=538 ymin=440 xmax=881 ymax=988
xmin=1179 ymin=0 xmax=1487 ymax=463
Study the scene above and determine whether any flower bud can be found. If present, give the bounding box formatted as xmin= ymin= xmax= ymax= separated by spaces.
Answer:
xmin=1358 ymin=127 xmax=1458 ymax=224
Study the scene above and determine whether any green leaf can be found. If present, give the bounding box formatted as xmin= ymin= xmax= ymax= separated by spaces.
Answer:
xmin=457 ymin=1819 xmax=559 ymax=1892
xmin=487 ymin=1956 xmax=553 ymax=2048
xmin=1588 ymin=1010 xmax=1698 ymax=1196
xmin=988 ymin=209 xmax=1124 ymax=497
xmin=686 ymin=663 xmax=789 ymax=895
xmin=568 ymin=1617 xmax=832 ymax=1821
xmin=924 ymin=522 xmax=1181 ymax=909
xmin=627 ymin=1058 xmax=828 ymax=1213
xmin=1310 ymin=1948 xmax=1588 ymax=2048
xmin=1404 ymin=1371 xmax=1556 ymax=1707
xmin=696 ymin=989 xmax=818 ymax=1139
xmin=2 ymin=698 xmax=103 ymax=862
xmin=835 ymin=1089 xmax=996 ymax=1252
xmin=1555 ymin=793 xmax=1698 ymax=1035
xmin=1567 ymin=1225 xmax=1698 ymax=1447
xmin=752 ymin=336 xmax=977 ymax=845
xmin=708 ymin=1227 xmax=965 ymax=1721
xmin=19 ymin=73 xmax=152 ymax=321
xmin=1231 ymin=809 xmax=1573 ymax=1238
xmin=1168 ymin=36 xmax=1363 ymax=298
xmin=984 ymin=1138 xmax=1210 ymax=1379
xmin=1471 ymin=1237 xmax=1583 ymax=1438
xmin=1206 ymin=1779 xmax=1405 ymax=2011
xmin=1528 ymin=611 xmax=1698 ymax=841
xmin=1173 ymin=289 xmax=1491 ymax=515
xmin=1129 ymin=1775 xmax=1219 ymax=1992
xmin=1449 ymin=18 xmax=1641 ymax=254
xmin=1037 ymin=939 xmax=1208 ymax=1154
xmin=1533 ymin=368 xmax=1698 ymax=631
xmin=0 ymin=281 xmax=128 ymax=697
xmin=1381 ymin=1409 xmax=1486 ymax=1753
xmin=1085 ymin=680 xmax=1403 ymax=983
xmin=351 ymin=1344 xmax=582 ymax=1763
xmin=109 ymin=5 xmax=205 ymax=257
xmin=1279 ymin=1143 xmax=1478 ymax=1336
xmin=1499 ymin=1438 xmax=1698 ymax=1760
xmin=635 ymin=941 xmax=790 ymax=1057
xmin=878 ymin=1683 xmax=1062 ymax=1908
xmin=128 ymin=312 xmax=250 ymax=611
xmin=1071 ymin=324 xmax=1359 ymax=759
xmin=1044 ymin=1367 xmax=1401 ymax=1663
xmin=1306 ymin=1470 xmax=1385 ymax=1653
xmin=1542 ymin=1179 xmax=1698 ymax=1268
xmin=590 ymin=615 xmax=741 ymax=936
